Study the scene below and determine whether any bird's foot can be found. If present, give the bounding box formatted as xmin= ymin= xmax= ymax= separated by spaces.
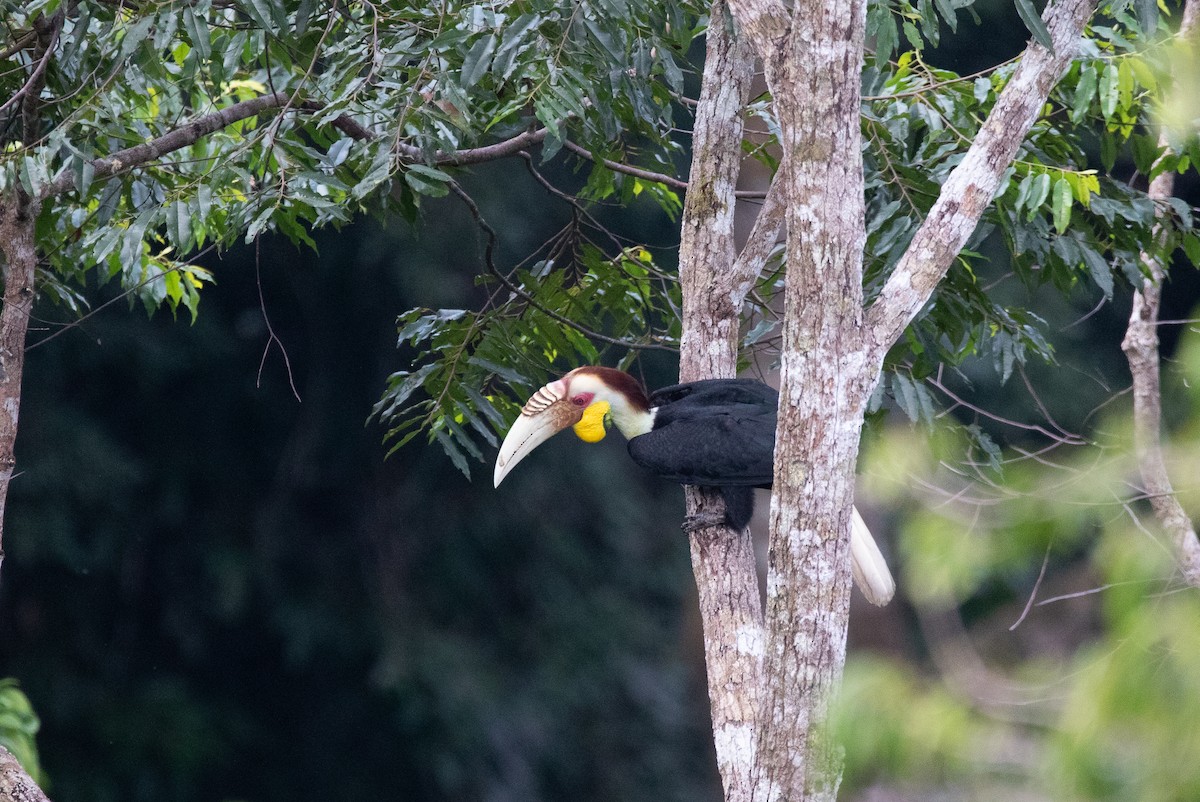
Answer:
xmin=681 ymin=512 xmax=727 ymax=533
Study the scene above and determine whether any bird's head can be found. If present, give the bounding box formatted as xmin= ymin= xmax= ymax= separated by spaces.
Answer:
xmin=493 ymin=367 xmax=652 ymax=487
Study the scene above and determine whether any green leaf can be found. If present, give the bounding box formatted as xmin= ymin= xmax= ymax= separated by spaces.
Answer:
xmin=1072 ymin=63 xmax=1097 ymax=123
xmin=868 ymin=4 xmax=898 ymax=67
xmin=246 ymin=206 xmax=275 ymax=241
xmin=1051 ymin=177 xmax=1072 ymax=234
xmin=1128 ymin=54 xmax=1158 ymax=91
xmin=1080 ymin=243 xmax=1113 ymax=298
xmin=461 ymin=33 xmax=497 ymax=88
xmin=433 ymin=429 xmax=471 ymax=478
xmin=1182 ymin=233 xmax=1200 ymax=268
xmin=374 ymin=363 xmax=439 ymax=420
xmin=118 ymin=15 xmax=156 ymax=61
xmin=172 ymin=201 xmax=193 ymax=250
xmin=1013 ymin=172 xmax=1034 ymax=213
xmin=1135 ymin=0 xmax=1158 ymax=34
xmin=295 ymin=0 xmax=317 ymax=34
xmin=1099 ymin=61 xmax=1119 ymax=119
xmin=1117 ymin=58 xmax=1134 ymax=112
xmin=1100 ymin=132 xmax=1118 ymax=173
xmin=1026 ymin=172 xmax=1051 ymax=220
xmin=1130 ymin=134 xmax=1160 ymax=175
xmin=183 ymin=9 xmax=211 ymax=60
xmin=1015 ymin=0 xmax=1054 ymax=51
xmin=403 ymin=164 xmax=453 ymax=197
xmin=934 ymin=0 xmax=957 ymax=32
xmin=890 ymin=373 xmax=936 ymax=425
xmin=243 ymin=0 xmax=286 ymax=30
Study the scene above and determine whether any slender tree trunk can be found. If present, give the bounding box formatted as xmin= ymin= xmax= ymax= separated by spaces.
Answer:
xmin=753 ymin=2 xmax=870 ymax=798
xmin=0 ymin=13 xmax=56 ymax=576
xmin=1121 ymin=0 xmax=1200 ymax=587
xmin=0 ymin=191 xmax=39 ymax=577
xmin=676 ymin=4 xmax=764 ymax=800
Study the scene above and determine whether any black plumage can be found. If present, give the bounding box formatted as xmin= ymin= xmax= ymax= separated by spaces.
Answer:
xmin=626 ymin=378 xmax=778 ymax=529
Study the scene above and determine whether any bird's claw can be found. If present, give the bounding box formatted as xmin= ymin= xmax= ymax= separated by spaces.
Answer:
xmin=681 ymin=512 xmax=727 ymax=533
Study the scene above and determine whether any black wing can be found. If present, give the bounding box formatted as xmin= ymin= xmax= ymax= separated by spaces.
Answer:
xmin=648 ymin=378 xmax=778 ymax=409
xmin=628 ymin=379 xmax=777 ymax=487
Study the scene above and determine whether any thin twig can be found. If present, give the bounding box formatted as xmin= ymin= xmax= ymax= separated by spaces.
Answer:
xmin=0 ymin=12 xmax=61 ymax=119
xmin=561 ymin=139 xmax=769 ymax=199
xmin=254 ymin=237 xmax=302 ymax=402
xmin=1010 ymin=545 xmax=1052 ymax=630
xmin=446 ymin=180 xmax=677 ymax=353
xmin=1119 ymin=0 xmax=1200 ymax=587
xmin=927 ymin=371 xmax=1088 ymax=445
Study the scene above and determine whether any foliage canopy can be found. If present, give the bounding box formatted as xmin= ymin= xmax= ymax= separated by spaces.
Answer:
xmin=3 ymin=0 xmax=1198 ymax=467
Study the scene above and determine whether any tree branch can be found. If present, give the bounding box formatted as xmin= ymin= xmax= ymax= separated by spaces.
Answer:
xmin=0 ymin=13 xmax=61 ymax=123
xmin=0 ymin=746 xmax=50 ymax=802
xmin=446 ymin=180 xmax=677 ymax=352
xmin=0 ymin=12 xmax=57 ymax=579
xmin=561 ymin=139 xmax=769 ymax=199
xmin=1120 ymin=0 xmax=1200 ymax=588
xmin=44 ymin=91 xmax=298 ymax=198
xmin=729 ymin=178 xmax=783 ymax=305
xmin=394 ymin=127 xmax=549 ymax=166
xmin=754 ymin=0 xmax=872 ymax=795
xmin=562 ymin=139 xmax=688 ymax=189
xmin=864 ymin=0 xmax=1098 ymax=362
xmin=43 ymin=93 xmax=547 ymax=198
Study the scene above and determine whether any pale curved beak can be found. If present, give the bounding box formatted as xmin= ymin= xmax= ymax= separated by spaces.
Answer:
xmin=494 ymin=392 xmax=583 ymax=487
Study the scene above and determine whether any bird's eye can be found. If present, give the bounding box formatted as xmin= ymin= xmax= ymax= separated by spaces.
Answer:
xmin=571 ymin=393 xmax=594 ymax=407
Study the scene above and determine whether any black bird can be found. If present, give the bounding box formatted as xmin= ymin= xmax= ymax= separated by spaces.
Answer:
xmin=493 ymin=366 xmax=894 ymax=605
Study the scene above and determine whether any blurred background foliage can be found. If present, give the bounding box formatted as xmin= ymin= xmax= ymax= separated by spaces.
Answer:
xmin=2 ymin=2 xmax=1200 ymax=802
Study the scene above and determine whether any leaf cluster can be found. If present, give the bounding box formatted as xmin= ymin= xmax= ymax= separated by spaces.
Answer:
xmin=0 ymin=679 xmax=42 ymax=786
xmin=372 ymin=240 xmax=680 ymax=475
xmin=854 ymin=2 xmax=1200 ymax=437
xmin=1 ymin=0 xmax=703 ymax=320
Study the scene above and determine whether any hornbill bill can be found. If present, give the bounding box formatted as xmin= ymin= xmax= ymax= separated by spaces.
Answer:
xmin=493 ymin=366 xmax=896 ymax=606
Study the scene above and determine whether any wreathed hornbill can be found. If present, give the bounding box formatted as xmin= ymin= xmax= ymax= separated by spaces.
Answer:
xmin=493 ymin=366 xmax=895 ymax=606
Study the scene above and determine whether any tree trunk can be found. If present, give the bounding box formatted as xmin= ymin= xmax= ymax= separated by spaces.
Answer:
xmin=0 ymin=190 xmax=39 ymax=576
xmin=710 ymin=0 xmax=1096 ymax=797
xmin=753 ymin=2 xmax=870 ymax=798
xmin=1121 ymin=0 xmax=1200 ymax=587
xmin=676 ymin=4 xmax=764 ymax=800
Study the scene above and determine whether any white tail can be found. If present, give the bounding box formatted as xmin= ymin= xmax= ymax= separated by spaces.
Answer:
xmin=850 ymin=507 xmax=895 ymax=606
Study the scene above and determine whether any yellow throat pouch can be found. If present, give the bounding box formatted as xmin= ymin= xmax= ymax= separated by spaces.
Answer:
xmin=572 ymin=400 xmax=611 ymax=443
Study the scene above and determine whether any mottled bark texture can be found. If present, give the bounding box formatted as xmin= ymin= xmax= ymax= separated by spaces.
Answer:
xmin=1121 ymin=0 xmax=1200 ymax=587
xmin=0 ymin=13 xmax=58 ymax=576
xmin=676 ymin=4 xmax=764 ymax=800
xmin=0 ymin=194 xmax=39 ymax=577
xmin=0 ymin=746 xmax=50 ymax=802
xmin=754 ymin=2 xmax=870 ymax=798
xmin=696 ymin=0 xmax=1100 ymax=798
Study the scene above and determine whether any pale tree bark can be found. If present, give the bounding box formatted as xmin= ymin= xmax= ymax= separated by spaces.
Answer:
xmin=690 ymin=0 xmax=1101 ymax=798
xmin=0 ymin=193 xmax=39 ymax=577
xmin=0 ymin=12 xmax=58 ymax=575
xmin=756 ymin=0 xmax=871 ymax=796
xmin=0 ymin=746 xmax=50 ymax=802
xmin=675 ymin=4 xmax=765 ymax=800
xmin=1120 ymin=0 xmax=1200 ymax=588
